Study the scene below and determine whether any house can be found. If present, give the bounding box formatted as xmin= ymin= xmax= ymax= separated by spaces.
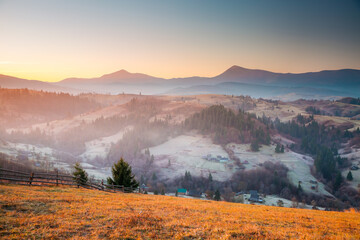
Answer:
xmin=177 ymin=188 xmax=187 ymax=195
xmin=350 ymin=165 xmax=359 ymax=170
xmin=219 ymin=157 xmax=229 ymax=163
xmin=187 ymin=190 xmax=201 ymax=197
xmin=219 ymin=159 xmax=228 ymax=163
xmin=248 ymin=190 xmax=261 ymax=202
xmin=140 ymin=184 xmax=149 ymax=193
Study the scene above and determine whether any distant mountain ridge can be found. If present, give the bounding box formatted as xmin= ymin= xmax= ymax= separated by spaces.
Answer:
xmin=0 ymin=74 xmax=73 ymax=93
xmin=61 ymin=69 xmax=161 ymax=85
xmin=1 ymin=66 xmax=359 ymax=98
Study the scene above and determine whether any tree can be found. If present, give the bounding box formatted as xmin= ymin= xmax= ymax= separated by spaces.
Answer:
xmin=175 ymin=190 xmax=178 ymax=197
xmin=347 ymin=171 xmax=353 ymax=181
xmin=333 ymin=172 xmax=343 ymax=191
xmin=208 ymin=172 xmax=213 ymax=182
xmin=275 ymin=144 xmax=281 ymax=153
xmin=107 ymin=158 xmax=139 ymax=189
xmin=72 ymin=162 xmax=88 ymax=186
xmin=250 ymin=139 xmax=259 ymax=152
xmin=214 ymin=189 xmax=221 ymax=201
xmin=152 ymin=172 xmax=157 ymax=181
xmin=297 ymin=181 xmax=303 ymax=193
xmin=280 ymin=145 xmax=285 ymax=153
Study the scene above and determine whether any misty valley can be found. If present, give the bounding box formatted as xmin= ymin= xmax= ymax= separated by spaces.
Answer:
xmin=1 ymin=88 xmax=359 ymax=210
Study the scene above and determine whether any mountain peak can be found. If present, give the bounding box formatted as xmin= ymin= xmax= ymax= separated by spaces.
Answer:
xmin=228 ymin=65 xmax=245 ymax=71
xmin=100 ymin=69 xmax=132 ymax=79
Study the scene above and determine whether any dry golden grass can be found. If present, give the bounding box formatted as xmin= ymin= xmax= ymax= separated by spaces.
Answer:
xmin=0 ymin=184 xmax=359 ymax=239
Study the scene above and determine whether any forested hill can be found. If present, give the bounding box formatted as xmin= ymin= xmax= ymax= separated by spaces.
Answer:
xmin=184 ymin=105 xmax=270 ymax=148
xmin=0 ymin=88 xmax=100 ymax=128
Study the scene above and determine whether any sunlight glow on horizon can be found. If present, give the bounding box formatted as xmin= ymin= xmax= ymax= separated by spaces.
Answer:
xmin=1 ymin=0 xmax=359 ymax=82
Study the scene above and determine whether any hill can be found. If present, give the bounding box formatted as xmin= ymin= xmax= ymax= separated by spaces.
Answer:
xmin=0 ymin=74 xmax=74 ymax=93
xmin=0 ymin=184 xmax=359 ymax=239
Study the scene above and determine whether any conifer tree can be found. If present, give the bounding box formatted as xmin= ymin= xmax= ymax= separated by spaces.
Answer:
xmin=107 ymin=158 xmax=139 ymax=189
xmin=347 ymin=171 xmax=353 ymax=181
xmin=251 ymin=139 xmax=259 ymax=152
xmin=72 ymin=162 xmax=88 ymax=186
xmin=208 ymin=173 xmax=213 ymax=182
xmin=280 ymin=145 xmax=285 ymax=153
xmin=214 ymin=189 xmax=221 ymax=201
xmin=275 ymin=144 xmax=281 ymax=153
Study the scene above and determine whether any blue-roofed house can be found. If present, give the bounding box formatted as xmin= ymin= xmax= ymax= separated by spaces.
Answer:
xmin=177 ymin=188 xmax=188 ymax=195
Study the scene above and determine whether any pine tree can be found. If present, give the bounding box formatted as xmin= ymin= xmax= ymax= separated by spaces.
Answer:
xmin=214 ymin=189 xmax=221 ymax=201
xmin=333 ymin=172 xmax=343 ymax=191
xmin=297 ymin=182 xmax=303 ymax=192
xmin=280 ymin=145 xmax=285 ymax=153
xmin=208 ymin=173 xmax=213 ymax=182
xmin=275 ymin=144 xmax=281 ymax=153
xmin=107 ymin=158 xmax=139 ymax=189
xmin=152 ymin=172 xmax=157 ymax=181
xmin=72 ymin=162 xmax=88 ymax=186
xmin=347 ymin=171 xmax=353 ymax=181
xmin=250 ymin=139 xmax=259 ymax=152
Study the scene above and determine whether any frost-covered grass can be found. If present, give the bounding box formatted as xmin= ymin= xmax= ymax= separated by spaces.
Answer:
xmin=228 ymin=143 xmax=332 ymax=196
xmin=340 ymin=146 xmax=360 ymax=189
xmin=147 ymin=134 xmax=235 ymax=181
xmin=80 ymin=126 xmax=133 ymax=162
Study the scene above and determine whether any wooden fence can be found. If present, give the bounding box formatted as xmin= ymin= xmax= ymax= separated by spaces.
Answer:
xmin=0 ymin=168 xmax=139 ymax=193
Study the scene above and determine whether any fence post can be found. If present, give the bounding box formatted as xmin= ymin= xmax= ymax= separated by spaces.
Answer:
xmin=29 ymin=172 xmax=34 ymax=185
xmin=56 ymin=169 xmax=59 ymax=186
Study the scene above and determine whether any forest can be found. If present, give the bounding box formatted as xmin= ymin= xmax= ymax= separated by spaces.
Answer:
xmin=184 ymin=105 xmax=270 ymax=148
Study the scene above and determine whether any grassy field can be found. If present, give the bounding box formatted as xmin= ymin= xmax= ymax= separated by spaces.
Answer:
xmin=0 ymin=184 xmax=359 ymax=239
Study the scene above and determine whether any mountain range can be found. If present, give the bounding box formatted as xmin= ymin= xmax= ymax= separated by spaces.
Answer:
xmin=1 ymin=66 xmax=359 ymax=100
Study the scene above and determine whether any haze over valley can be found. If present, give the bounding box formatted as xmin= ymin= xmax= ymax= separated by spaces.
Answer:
xmin=1 ymin=0 xmax=360 ymax=238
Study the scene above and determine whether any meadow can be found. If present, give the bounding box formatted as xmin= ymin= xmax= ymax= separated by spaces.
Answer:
xmin=0 ymin=184 xmax=359 ymax=239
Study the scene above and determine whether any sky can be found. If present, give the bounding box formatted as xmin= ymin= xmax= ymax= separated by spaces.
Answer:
xmin=0 ymin=0 xmax=360 ymax=82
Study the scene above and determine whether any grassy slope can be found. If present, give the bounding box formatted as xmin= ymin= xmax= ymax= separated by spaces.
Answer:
xmin=0 ymin=185 xmax=359 ymax=239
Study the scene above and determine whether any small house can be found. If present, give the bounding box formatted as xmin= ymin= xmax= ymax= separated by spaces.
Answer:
xmin=351 ymin=165 xmax=359 ymax=171
xmin=248 ymin=190 xmax=260 ymax=202
xmin=188 ymin=190 xmax=201 ymax=197
xmin=177 ymin=188 xmax=187 ymax=195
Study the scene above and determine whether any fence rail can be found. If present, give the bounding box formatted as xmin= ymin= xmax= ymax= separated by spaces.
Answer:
xmin=0 ymin=168 xmax=139 ymax=193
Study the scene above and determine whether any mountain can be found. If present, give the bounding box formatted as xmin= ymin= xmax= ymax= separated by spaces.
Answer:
xmin=56 ymin=69 xmax=166 ymax=94
xmin=60 ymin=69 xmax=162 ymax=85
xmin=0 ymin=74 xmax=74 ymax=93
xmin=2 ymin=66 xmax=359 ymax=98
xmin=212 ymin=66 xmax=360 ymax=93
xmin=213 ymin=65 xmax=279 ymax=84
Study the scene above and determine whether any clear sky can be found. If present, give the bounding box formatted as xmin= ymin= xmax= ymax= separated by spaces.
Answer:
xmin=0 ymin=0 xmax=359 ymax=82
